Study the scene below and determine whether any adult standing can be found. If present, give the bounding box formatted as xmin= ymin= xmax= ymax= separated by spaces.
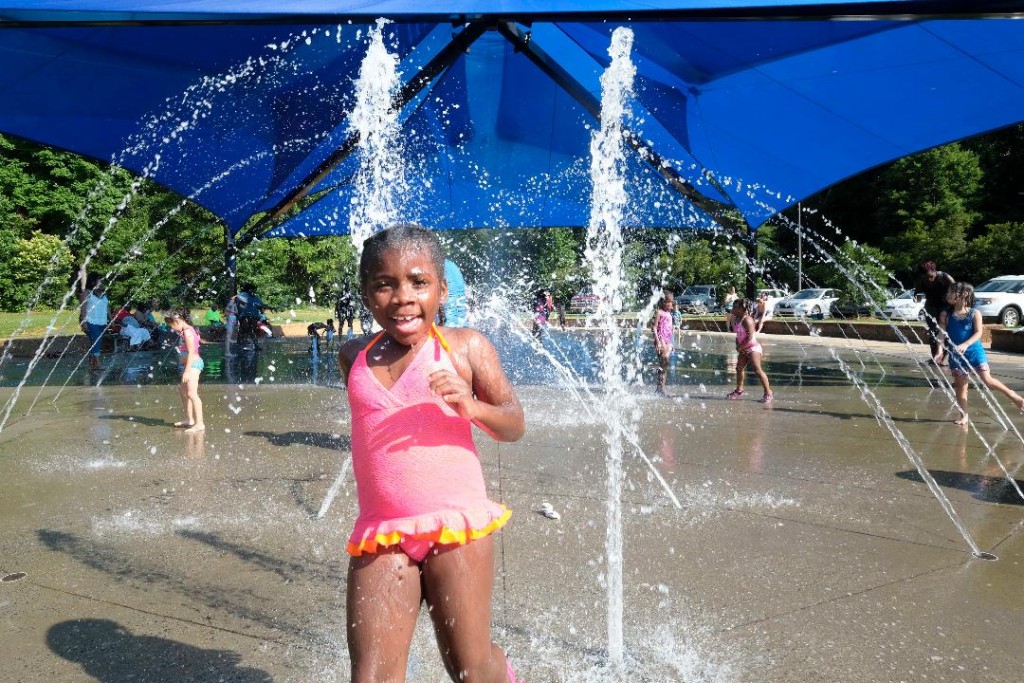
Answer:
xmin=224 ymin=293 xmax=238 ymax=346
xmin=722 ymin=286 xmax=739 ymax=312
xmin=235 ymin=283 xmax=264 ymax=350
xmin=914 ymin=261 xmax=955 ymax=364
xmin=335 ymin=285 xmax=356 ymax=337
xmin=79 ymin=273 xmax=109 ymax=371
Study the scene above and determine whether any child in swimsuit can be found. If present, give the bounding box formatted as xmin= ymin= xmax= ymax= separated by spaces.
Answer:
xmin=324 ymin=318 xmax=336 ymax=351
xmin=337 ymin=224 xmax=525 ymax=683
xmin=166 ymin=309 xmax=205 ymax=433
xmin=939 ymin=282 xmax=1024 ymax=426
xmin=653 ymin=291 xmax=675 ymax=395
xmin=726 ymin=297 xmax=774 ymax=404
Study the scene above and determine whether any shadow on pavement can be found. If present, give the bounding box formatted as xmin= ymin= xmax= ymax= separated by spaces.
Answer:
xmin=897 ymin=469 xmax=1024 ymax=506
xmin=244 ymin=430 xmax=350 ymax=450
xmin=176 ymin=529 xmax=344 ymax=583
xmin=47 ymin=619 xmax=272 ymax=682
xmin=99 ymin=414 xmax=173 ymax=427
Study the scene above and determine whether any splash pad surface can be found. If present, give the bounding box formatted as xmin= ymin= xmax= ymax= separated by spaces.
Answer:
xmin=1 ymin=332 xmax=1022 ymax=682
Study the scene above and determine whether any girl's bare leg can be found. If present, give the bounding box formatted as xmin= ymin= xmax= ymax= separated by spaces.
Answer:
xmin=423 ymin=537 xmax=509 ymax=683
xmin=348 ymin=549 xmax=422 ymax=683
xmin=977 ymin=369 xmax=1024 ymax=412
xmin=656 ymin=345 xmax=669 ymax=393
xmin=953 ymin=374 xmax=969 ymax=425
xmin=178 ymin=381 xmax=192 ymax=426
xmin=748 ymin=353 xmax=772 ymax=396
xmin=183 ymin=371 xmax=204 ymax=432
xmin=735 ymin=354 xmax=749 ymax=393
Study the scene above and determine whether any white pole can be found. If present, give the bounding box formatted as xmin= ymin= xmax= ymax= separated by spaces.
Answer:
xmin=797 ymin=202 xmax=802 ymax=289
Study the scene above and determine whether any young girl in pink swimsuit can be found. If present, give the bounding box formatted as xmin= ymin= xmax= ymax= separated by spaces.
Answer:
xmin=653 ymin=291 xmax=675 ymax=395
xmin=338 ymin=224 xmax=526 ymax=683
xmin=167 ymin=309 xmax=206 ymax=432
xmin=726 ymin=297 xmax=773 ymax=403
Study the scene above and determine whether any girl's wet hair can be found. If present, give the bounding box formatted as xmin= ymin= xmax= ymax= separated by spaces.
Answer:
xmin=950 ymin=281 xmax=975 ymax=308
xmin=359 ymin=224 xmax=445 ymax=289
xmin=733 ymin=297 xmax=751 ymax=313
xmin=165 ymin=308 xmax=192 ymax=325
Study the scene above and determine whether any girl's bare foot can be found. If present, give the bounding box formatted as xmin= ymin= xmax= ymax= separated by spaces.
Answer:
xmin=184 ymin=424 xmax=205 ymax=433
xmin=954 ymin=414 xmax=968 ymax=426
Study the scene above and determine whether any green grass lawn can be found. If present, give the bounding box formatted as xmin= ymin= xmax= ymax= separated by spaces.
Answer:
xmin=0 ymin=306 xmax=341 ymax=340
xmin=263 ymin=305 xmax=335 ymax=326
xmin=0 ymin=309 xmax=83 ymax=339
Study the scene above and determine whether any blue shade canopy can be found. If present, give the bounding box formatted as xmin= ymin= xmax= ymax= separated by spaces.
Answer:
xmin=1 ymin=2 xmax=1023 ymax=240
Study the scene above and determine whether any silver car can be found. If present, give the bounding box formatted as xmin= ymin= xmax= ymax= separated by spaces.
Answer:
xmin=879 ymin=289 xmax=925 ymax=321
xmin=974 ymin=275 xmax=1024 ymax=327
xmin=775 ymin=288 xmax=840 ymax=318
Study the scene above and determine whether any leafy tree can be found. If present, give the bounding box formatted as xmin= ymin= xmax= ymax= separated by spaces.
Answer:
xmin=963 ymin=222 xmax=1024 ymax=284
xmin=873 ymin=144 xmax=981 ymax=278
xmin=439 ymin=228 xmax=586 ymax=308
xmin=964 ymin=123 xmax=1024 ymax=228
xmin=751 ymin=224 xmax=799 ymax=292
xmin=806 ymin=239 xmax=892 ymax=309
xmin=667 ymin=235 xmax=745 ymax=294
xmin=531 ymin=227 xmax=585 ymax=305
xmin=233 ymin=236 xmax=357 ymax=312
xmin=286 ymin=236 xmax=359 ymax=305
xmin=0 ymin=230 xmax=74 ymax=310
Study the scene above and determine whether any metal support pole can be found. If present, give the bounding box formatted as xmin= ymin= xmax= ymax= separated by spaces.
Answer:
xmin=225 ymin=225 xmax=238 ymax=354
xmin=745 ymin=227 xmax=758 ymax=300
xmin=225 ymin=226 xmax=237 ymax=298
xmin=797 ymin=202 xmax=803 ymax=290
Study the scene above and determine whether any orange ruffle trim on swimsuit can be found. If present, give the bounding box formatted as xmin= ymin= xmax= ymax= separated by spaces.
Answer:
xmin=346 ymin=505 xmax=511 ymax=557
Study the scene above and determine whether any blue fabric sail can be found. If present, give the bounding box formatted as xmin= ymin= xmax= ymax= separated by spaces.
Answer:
xmin=1 ymin=2 xmax=1022 ymax=236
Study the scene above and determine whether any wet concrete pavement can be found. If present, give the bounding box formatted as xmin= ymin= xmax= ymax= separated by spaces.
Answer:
xmin=1 ymin=331 xmax=1022 ymax=682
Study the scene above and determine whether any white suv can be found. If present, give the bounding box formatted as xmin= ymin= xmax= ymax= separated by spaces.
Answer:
xmin=974 ymin=275 xmax=1024 ymax=327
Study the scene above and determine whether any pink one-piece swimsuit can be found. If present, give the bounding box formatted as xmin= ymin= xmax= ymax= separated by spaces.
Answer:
xmin=734 ymin=318 xmax=763 ymax=356
xmin=345 ymin=329 xmax=510 ymax=560
xmin=655 ymin=309 xmax=674 ymax=346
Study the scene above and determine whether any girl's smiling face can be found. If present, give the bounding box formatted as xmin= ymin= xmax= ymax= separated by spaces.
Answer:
xmin=363 ymin=246 xmax=447 ymax=347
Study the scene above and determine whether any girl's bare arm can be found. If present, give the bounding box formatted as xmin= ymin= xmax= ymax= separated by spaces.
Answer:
xmin=959 ymin=310 xmax=984 ymax=349
xmin=431 ymin=329 xmax=525 ymax=442
xmin=743 ymin=315 xmax=757 ymax=343
xmin=337 ymin=338 xmax=363 ymax=385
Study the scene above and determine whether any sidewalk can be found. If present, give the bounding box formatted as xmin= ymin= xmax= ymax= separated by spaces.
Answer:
xmin=0 ymin=334 xmax=1021 ymax=681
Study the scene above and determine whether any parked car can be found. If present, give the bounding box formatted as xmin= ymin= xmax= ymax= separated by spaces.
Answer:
xmin=569 ymin=288 xmax=599 ymax=314
xmin=974 ymin=275 xmax=1024 ymax=327
xmin=677 ymin=285 xmax=718 ymax=314
xmin=756 ymin=288 xmax=789 ymax=316
xmin=775 ymin=288 xmax=840 ymax=318
xmin=878 ymin=289 xmax=926 ymax=321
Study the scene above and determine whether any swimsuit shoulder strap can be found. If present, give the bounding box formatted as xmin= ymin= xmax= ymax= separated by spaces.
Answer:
xmin=362 ymin=332 xmax=385 ymax=352
xmin=431 ymin=323 xmax=452 ymax=354
xmin=359 ymin=325 xmax=453 ymax=362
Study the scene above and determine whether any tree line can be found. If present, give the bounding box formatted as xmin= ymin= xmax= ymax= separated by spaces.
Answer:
xmin=1 ymin=123 xmax=1022 ymax=314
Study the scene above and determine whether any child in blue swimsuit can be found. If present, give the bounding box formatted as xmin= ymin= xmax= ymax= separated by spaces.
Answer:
xmin=939 ymin=282 xmax=1024 ymax=425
